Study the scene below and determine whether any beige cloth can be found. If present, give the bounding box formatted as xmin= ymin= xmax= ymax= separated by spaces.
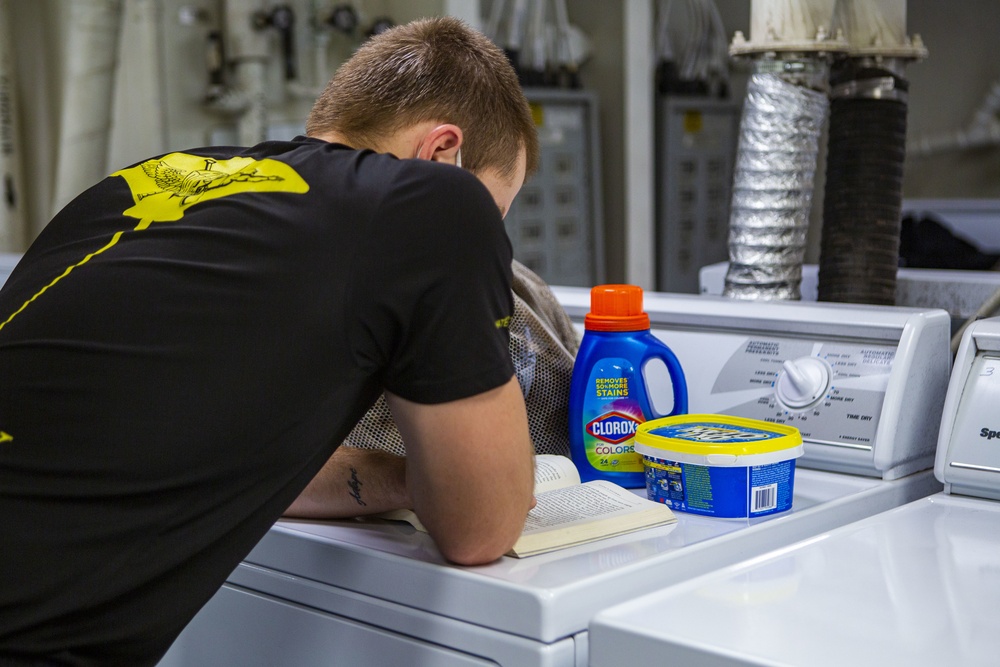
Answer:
xmin=343 ymin=260 xmax=580 ymax=457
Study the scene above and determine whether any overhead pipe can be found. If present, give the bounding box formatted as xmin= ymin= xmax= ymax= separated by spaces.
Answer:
xmin=206 ymin=0 xmax=271 ymax=146
xmin=724 ymin=0 xmax=846 ymax=300
xmin=107 ymin=0 xmax=167 ymax=174
xmin=286 ymin=4 xmax=360 ymax=101
xmin=908 ymin=78 xmax=1000 ymax=156
xmin=50 ymin=0 xmax=121 ymax=218
xmin=818 ymin=0 xmax=926 ymax=305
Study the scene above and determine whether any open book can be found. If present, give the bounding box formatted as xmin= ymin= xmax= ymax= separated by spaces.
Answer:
xmin=377 ymin=455 xmax=677 ymax=558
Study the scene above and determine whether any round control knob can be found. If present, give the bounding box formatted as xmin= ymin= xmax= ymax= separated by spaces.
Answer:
xmin=775 ymin=357 xmax=831 ymax=409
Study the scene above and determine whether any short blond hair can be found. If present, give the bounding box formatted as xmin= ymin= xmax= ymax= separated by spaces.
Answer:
xmin=306 ymin=16 xmax=539 ymax=181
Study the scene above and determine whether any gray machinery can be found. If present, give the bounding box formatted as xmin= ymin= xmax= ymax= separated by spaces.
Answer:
xmin=655 ymin=96 xmax=740 ymax=293
xmin=505 ymin=88 xmax=604 ymax=287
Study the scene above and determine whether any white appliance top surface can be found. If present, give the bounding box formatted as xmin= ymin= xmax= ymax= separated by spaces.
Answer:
xmin=243 ymin=469 xmax=940 ymax=643
xmin=590 ymin=492 xmax=1000 ymax=667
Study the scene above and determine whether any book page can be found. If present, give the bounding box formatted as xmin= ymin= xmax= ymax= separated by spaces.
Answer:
xmin=522 ymin=480 xmax=654 ymax=535
xmin=375 ymin=455 xmax=580 ymax=531
xmin=533 ymin=454 xmax=581 ymax=493
xmin=509 ymin=481 xmax=677 ymax=557
xmin=377 ymin=507 xmax=425 ymax=531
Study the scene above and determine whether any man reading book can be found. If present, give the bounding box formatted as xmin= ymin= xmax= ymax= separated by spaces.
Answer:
xmin=0 ymin=17 xmax=540 ymax=667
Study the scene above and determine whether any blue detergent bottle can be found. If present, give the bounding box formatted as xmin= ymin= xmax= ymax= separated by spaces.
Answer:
xmin=568 ymin=284 xmax=688 ymax=488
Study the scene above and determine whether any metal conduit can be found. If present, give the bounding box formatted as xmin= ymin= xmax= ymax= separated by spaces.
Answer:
xmin=724 ymin=61 xmax=829 ymax=300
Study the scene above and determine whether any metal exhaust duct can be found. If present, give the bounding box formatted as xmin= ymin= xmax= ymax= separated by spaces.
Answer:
xmin=818 ymin=0 xmax=926 ymax=305
xmin=724 ymin=0 xmax=845 ymax=300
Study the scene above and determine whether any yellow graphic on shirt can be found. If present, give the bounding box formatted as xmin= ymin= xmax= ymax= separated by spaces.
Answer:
xmin=0 ymin=431 xmax=12 ymax=444
xmin=0 ymin=154 xmax=309 ymax=332
xmin=116 ymin=154 xmax=309 ymax=229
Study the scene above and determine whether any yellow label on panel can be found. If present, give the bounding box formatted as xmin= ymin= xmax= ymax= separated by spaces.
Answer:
xmin=530 ymin=102 xmax=545 ymax=127
xmin=683 ymin=110 xmax=703 ymax=134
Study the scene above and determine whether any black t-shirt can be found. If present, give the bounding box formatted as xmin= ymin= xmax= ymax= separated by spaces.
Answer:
xmin=0 ymin=138 xmax=515 ymax=665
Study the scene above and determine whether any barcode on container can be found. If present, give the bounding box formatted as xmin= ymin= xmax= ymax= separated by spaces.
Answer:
xmin=751 ymin=483 xmax=777 ymax=512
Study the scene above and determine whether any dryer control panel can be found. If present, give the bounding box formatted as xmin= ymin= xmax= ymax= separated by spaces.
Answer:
xmin=657 ymin=331 xmax=895 ymax=451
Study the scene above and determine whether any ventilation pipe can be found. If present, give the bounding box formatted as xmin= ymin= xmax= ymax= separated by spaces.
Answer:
xmin=724 ymin=0 xmax=845 ymax=300
xmin=210 ymin=0 xmax=271 ymax=146
xmin=818 ymin=0 xmax=926 ymax=305
xmin=107 ymin=0 xmax=166 ymax=174
xmin=909 ymin=78 xmax=1000 ymax=156
xmin=50 ymin=1 xmax=120 ymax=218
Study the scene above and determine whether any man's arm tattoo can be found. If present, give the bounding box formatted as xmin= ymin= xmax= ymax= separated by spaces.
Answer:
xmin=347 ymin=467 xmax=367 ymax=506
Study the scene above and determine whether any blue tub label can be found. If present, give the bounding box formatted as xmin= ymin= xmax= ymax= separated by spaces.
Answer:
xmin=648 ymin=422 xmax=781 ymax=443
xmin=645 ymin=458 xmax=797 ymax=518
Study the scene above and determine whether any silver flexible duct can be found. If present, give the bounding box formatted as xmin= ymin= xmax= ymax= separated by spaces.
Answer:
xmin=724 ymin=63 xmax=829 ymax=300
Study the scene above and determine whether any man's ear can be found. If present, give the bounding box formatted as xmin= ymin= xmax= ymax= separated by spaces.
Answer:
xmin=416 ymin=124 xmax=464 ymax=166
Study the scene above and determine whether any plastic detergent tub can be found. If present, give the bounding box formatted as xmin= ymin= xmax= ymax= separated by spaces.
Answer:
xmin=634 ymin=414 xmax=804 ymax=519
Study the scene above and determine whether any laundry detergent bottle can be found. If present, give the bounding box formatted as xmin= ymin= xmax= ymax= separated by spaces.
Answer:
xmin=569 ymin=284 xmax=688 ymax=487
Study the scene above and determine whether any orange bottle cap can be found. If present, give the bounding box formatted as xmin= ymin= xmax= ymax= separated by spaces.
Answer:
xmin=584 ymin=284 xmax=650 ymax=331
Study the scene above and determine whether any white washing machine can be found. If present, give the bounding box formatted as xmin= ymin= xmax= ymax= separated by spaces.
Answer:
xmin=159 ymin=292 xmax=952 ymax=667
xmin=589 ymin=317 xmax=1000 ymax=667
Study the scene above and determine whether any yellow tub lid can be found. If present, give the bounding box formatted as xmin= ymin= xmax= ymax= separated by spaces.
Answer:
xmin=635 ymin=414 xmax=803 ymax=457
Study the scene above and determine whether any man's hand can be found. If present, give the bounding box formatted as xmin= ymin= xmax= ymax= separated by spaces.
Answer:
xmin=284 ymin=447 xmax=409 ymax=519
xmin=386 ymin=375 xmax=535 ymax=566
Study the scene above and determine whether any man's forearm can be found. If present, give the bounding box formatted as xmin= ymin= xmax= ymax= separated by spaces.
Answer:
xmin=284 ymin=446 xmax=410 ymax=519
xmin=388 ymin=377 xmax=536 ymax=565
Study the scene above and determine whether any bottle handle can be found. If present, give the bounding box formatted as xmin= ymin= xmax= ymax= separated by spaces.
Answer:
xmin=643 ymin=347 xmax=688 ymax=418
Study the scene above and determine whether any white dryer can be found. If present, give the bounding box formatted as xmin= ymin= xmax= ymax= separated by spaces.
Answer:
xmin=160 ymin=292 xmax=951 ymax=667
xmin=589 ymin=317 xmax=1000 ymax=667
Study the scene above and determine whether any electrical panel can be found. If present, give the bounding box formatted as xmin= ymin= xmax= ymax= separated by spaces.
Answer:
xmin=507 ymin=89 xmax=604 ymax=287
xmin=656 ymin=97 xmax=740 ymax=293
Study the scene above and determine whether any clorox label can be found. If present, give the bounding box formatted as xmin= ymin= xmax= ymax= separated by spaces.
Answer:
xmin=587 ymin=411 xmax=641 ymax=444
xmin=579 ymin=357 xmax=645 ymax=473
